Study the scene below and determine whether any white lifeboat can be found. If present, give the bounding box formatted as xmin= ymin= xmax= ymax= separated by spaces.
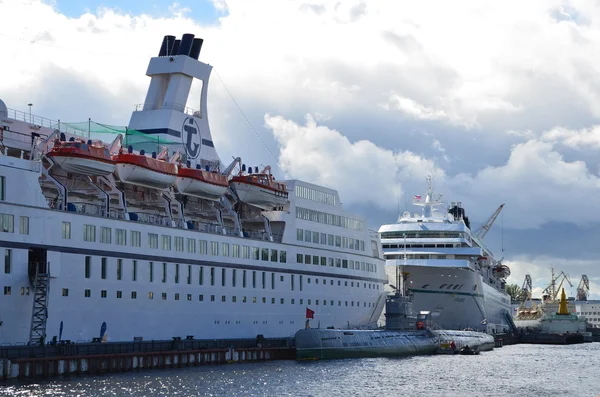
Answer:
xmin=114 ymin=147 xmax=178 ymax=190
xmin=493 ymin=264 xmax=511 ymax=279
xmin=229 ymin=165 xmax=288 ymax=210
xmin=176 ymin=164 xmax=229 ymax=201
xmin=46 ymin=138 xmax=115 ymax=176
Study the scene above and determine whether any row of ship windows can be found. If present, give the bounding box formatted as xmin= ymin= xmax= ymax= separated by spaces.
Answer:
xmin=295 ymin=253 xmax=377 ymax=273
xmin=0 ymin=214 xmax=30 ymax=235
xmin=382 ymin=244 xmax=458 ymax=249
xmin=81 ymin=257 xmax=381 ymax=290
xmin=296 ymin=228 xmax=365 ymax=252
xmin=380 ymin=231 xmax=464 ymax=239
xmin=295 ymin=206 xmax=364 ymax=232
xmin=295 ymin=185 xmax=337 ymax=206
xmin=3 ymin=286 xmax=376 ymax=308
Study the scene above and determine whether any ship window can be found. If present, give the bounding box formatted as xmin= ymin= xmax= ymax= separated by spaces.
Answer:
xmin=162 ymin=235 xmax=171 ymax=251
xmin=115 ymin=229 xmax=126 ymax=245
xmin=199 ymin=240 xmax=208 ymax=254
xmin=243 ymin=270 xmax=247 ymax=288
xmin=221 ymin=295 xmax=225 ymax=302
xmin=320 ymin=233 xmax=327 ymax=244
xmin=296 ymin=253 xmax=303 ymax=263
xmin=210 ymin=267 xmax=215 ymax=286
xmin=232 ymin=269 xmax=236 ymax=287
xmin=117 ymin=291 xmax=122 ymax=299
xmin=453 ymin=285 xmax=460 ymax=290
xmin=62 ymin=221 xmax=71 ymax=239
xmin=3 ymin=286 xmax=10 ymax=295
xmin=84 ymin=256 xmax=91 ymax=278
xmin=149 ymin=262 xmax=154 ymax=282
xmin=297 ymin=229 xmax=303 ymax=241
xmin=321 ymin=257 xmax=327 ymax=266
xmin=130 ymin=231 xmax=141 ymax=247
xmin=252 ymin=247 xmax=259 ymax=260
xmin=101 ymin=290 xmax=107 ymax=298
xmin=162 ymin=292 xmax=167 ymax=300
xmin=271 ymin=273 xmax=275 ymax=289
xmin=132 ymin=260 xmax=137 ymax=281
xmin=336 ymin=259 xmax=341 ymax=268
xmin=313 ymin=256 xmax=319 ymax=265
xmin=199 ymin=294 xmax=203 ymax=301
xmin=175 ymin=293 xmax=180 ymax=301
xmin=329 ymin=258 xmax=334 ymax=267
xmin=335 ymin=236 xmax=341 ymax=247
xmin=19 ymin=216 xmax=29 ymax=235
xmin=0 ymin=176 xmax=4 ymax=200
xmin=304 ymin=230 xmax=311 ymax=242
xmin=83 ymin=224 xmax=95 ymax=242
xmin=280 ymin=250 xmax=287 ymax=263
xmin=312 ymin=231 xmax=319 ymax=243
xmin=187 ymin=265 xmax=191 ymax=284
xmin=84 ymin=289 xmax=91 ymax=297
xmin=252 ymin=271 xmax=257 ymax=288
xmin=222 ymin=268 xmax=226 ymax=287
xmin=210 ymin=295 xmax=215 ymax=302
xmin=148 ymin=233 xmax=158 ymax=249
xmin=342 ymin=260 xmax=348 ymax=268
xmin=421 ymin=284 xmax=430 ymax=289
xmin=175 ymin=237 xmax=184 ymax=252
xmin=117 ymin=259 xmax=122 ymax=280
xmin=0 ymin=214 xmax=12 ymax=233
xmin=342 ymin=237 xmax=348 ymax=248
xmin=222 ymin=243 xmax=230 ymax=257
xmin=61 ymin=288 xmax=68 ymax=297
xmin=175 ymin=264 xmax=180 ymax=283
xmin=188 ymin=238 xmax=197 ymax=253
xmin=232 ymin=296 xmax=237 ymax=302
xmin=162 ymin=263 xmax=167 ymax=283
xmin=473 ymin=285 xmax=478 ymax=291
xmin=446 ymin=284 xmax=453 ymax=289
xmin=148 ymin=292 xmax=154 ymax=299
xmin=259 ymin=248 xmax=267 ymax=261
xmin=100 ymin=227 xmax=111 ymax=244
xmin=242 ymin=245 xmax=250 ymax=259
xmin=439 ymin=284 xmax=447 ymax=289
xmin=270 ymin=249 xmax=277 ymax=262
xmin=262 ymin=272 xmax=266 ymax=289
xmin=328 ymin=234 xmax=334 ymax=246
xmin=304 ymin=254 xmax=311 ymax=264
xmin=101 ymin=258 xmax=107 ymax=279
xmin=232 ymin=244 xmax=240 ymax=258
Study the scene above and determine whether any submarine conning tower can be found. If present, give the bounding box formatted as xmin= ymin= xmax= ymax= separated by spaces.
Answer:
xmin=127 ymin=33 xmax=221 ymax=170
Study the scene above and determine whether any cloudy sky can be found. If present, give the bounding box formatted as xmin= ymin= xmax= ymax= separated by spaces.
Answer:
xmin=1 ymin=0 xmax=600 ymax=298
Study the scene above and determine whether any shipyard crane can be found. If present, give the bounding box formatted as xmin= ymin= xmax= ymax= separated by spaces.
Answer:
xmin=473 ymin=204 xmax=505 ymax=240
xmin=542 ymin=267 xmax=573 ymax=302
xmin=520 ymin=274 xmax=533 ymax=303
xmin=577 ymin=275 xmax=590 ymax=301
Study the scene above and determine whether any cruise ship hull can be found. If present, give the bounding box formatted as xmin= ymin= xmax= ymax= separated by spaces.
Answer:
xmin=386 ymin=265 xmax=512 ymax=333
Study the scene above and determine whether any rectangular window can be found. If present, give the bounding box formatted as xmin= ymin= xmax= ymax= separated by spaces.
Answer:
xmin=149 ymin=261 xmax=154 ymax=282
xmin=271 ymin=273 xmax=275 ymax=289
xmin=19 ymin=216 xmax=29 ymax=235
xmin=162 ymin=235 xmax=171 ymax=250
xmin=83 ymin=224 xmax=96 ymax=242
xmin=313 ymin=256 xmax=319 ymax=266
xmin=0 ymin=176 xmax=4 ymax=200
xmin=335 ymin=235 xmax=341 ymax=247
xmin=148 ymin=292 xmax=154 ymax=299
xmin=262 ymin=272 xmax=266 ymax=289
xmin=296 ymin=253 xmax=303 ymax=263
xmin=232 ymin=244 xmax=240 ymax=258
xmin=252 ymin=247 xmax=259 ymax=260
xmin=187 ymin=238 xmax=196 ymax=253
xmin=148 ymin=233 xmax=158 ymax=249
xmin=297 ymin=229 xmax=303 ymax=241
xmin=131 ymin=260 xmax=137 ymax=281
xmin=117 ymin=290 xmax=122 ymax=299
xmin=116 ymin=229 xmax=127 ymax=245
xmin=261 ymin=248 xmax=269 ymax=261
xmin=321 ymin=257 xmax=327 ymax=266
xmin=328 ymin=234 xmax=334 ymax=246
xmin=199 ymin=266 xmax=204 ymax=285
xmin=252 ymin=271 xmax=256 ymax=288
xmin=84 ymin=289 xmax=91 ymax=297
xmin=101 ymin=257 xmax=107 ymax=279
xmin=222 ymin=268 xmax=226 ymax=287
xmin=61 ymin=288 xmax=69 ymax=296
xmin=280 ymin=250 xmax=286 ymax=263
xmin=305 ymin=254 xmax=311 ymax=264
xmin=175 ymin=236 xmax=184 ymax=252
xmin=312 ymin=231 xmax=319 ymax=244
xmin=210 ymin=241 xmax=219 ymax=256
xmin=242 ymin=270 xmax=247 ymax=288
xmin=62 ymin=221 xmax=71 ymax=239
xmin=291 ymin=274 xmax=294 ymax=291
xmin=342 ymin=259 xmax=348 ymax=268
xmin=3 ymin=286 xmax=10 ymax=295
xmin=320 ymin=233 xmax=327 ymax=244
xmin=4 ymin=249 xmax=11 ymax=274
xmin=175 ymin=293 xmax=180 ymax=301
xmin=199 ymin=294 xmax=204 ymax=301
xmin=222 ymin=243 xmax=230 ymax=257
xmin=199 ymin=240 xmax=208 ymax=254
xmin=175 ymin=264 xmax=180 ymax=283
xmin=131 ymin=230 xmax=141 ymax=247
xmin=162 ymin=292 xmax=167 ymax=300
xmin=84 ymin=256 xmax=91 ymax=278
xmin=187 ymin=293 xmax=192 ymax=301
xmin=131 ymin=291 xmax=137 ymax=299
xmin=187 ymin=265 xmax=192 ymax=284
xmin=300 ymin=275 xmax=303 ymax=291
xmin=162 ymin=263 xmax=167 ymax=283
xmin=232 ymin=269 xmax=237 ymax=287
xmin=117 ymin=259 xmax=123 ymax=280
xmin=101 ymin=290 xmax=107 ymax=298
xmin=100 ymin=227 xmax=111 ymax=244
xmin=242 ymin=245 xmax=250 ymax=259
xmin=210 ymin=267 xmax=215 ymax=285
xmin=1 ymin=214 xmax=13 ymax=233
xmin=304 ymin=230 xmax=311 ymax=242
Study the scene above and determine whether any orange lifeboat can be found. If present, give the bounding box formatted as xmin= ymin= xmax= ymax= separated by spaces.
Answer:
xmin=114 ymin=146 xmax=178 ymax=190
xmin=175 ymin=163 xmax=229 ymax=201
xmin=47 ymin=138 xmax=115 ymax=176
xmin=229 ymin=166 xmax=288 ymax=210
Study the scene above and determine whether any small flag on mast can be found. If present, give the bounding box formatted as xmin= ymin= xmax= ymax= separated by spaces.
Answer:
xmin=306 ymin=307 xmax=315 ymax=319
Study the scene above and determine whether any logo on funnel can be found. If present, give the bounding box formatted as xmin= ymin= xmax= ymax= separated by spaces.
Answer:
xmin=181 ymin=117 xmax=202 ymax=159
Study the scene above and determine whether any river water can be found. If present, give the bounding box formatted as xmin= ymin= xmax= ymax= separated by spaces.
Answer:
xmin=1 ymin=343 xmax=599 ymax=397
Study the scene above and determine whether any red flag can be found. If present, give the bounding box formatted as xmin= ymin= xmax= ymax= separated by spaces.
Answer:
xmin=306 ymin=307 xmax=315 ymax=319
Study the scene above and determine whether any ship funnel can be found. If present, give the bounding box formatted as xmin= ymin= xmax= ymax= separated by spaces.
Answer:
xmin=190 ymin=38 xmax=204 ymax=60
xmin=170 ymin=39 xmax=181 ymax=56
xmin=178 ymin=33 xmax=195 ymax=56
xmin=159 ymin=35 xmax=175 ymax=56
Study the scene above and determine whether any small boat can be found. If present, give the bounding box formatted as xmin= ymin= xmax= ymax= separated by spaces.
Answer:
xmin=229 ymin=165 xmax=288 ymax=210
xmin=114 ymin=146 xmax=178 ymax=190
xmin=458 ymin=345 xmax=479 ymax=355
xmin=493 ymin=264 xmax=511 ymax=279
xmin=176 ymin=164 xmax=229 ymax=201
xmin=46 ymin=138 xmax=116 ymax=176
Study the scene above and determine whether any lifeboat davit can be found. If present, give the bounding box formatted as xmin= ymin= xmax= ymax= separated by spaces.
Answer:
xmin=493 ymin=264 xmax=511 ymax=279
xmin=176 ymin=164 xmax=229 ymax=201
xmin=114 ymin=147 xmax=178 ymax=190
xmin=229 ymin=166 xmax=288 ymax=210
xmin=47 ymin=139 xmax=116 ymax=176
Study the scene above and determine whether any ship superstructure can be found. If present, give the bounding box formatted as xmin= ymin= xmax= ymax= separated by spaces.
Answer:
xmin=0 ymin=34 xmax=386 ymax=346
xmin=378 ymin=178 xmax=512 ymax=333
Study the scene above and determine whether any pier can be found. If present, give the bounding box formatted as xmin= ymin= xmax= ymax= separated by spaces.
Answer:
xmin=0 ymin=337 xmax=295 ymax=380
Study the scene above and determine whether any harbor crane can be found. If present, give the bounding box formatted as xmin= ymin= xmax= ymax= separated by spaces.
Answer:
xmin=542 ymin=266 xmax=572 ymax=302
xmin=577 ymin=275 xmax=590 ymax=301
xmin=473 ymin=204 xmax=505 ymax=239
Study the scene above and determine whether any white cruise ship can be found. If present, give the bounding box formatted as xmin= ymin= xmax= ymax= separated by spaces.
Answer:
xmin=379 ymin=178 xmax=512 ymax=333
xmin=0 ymin=33 xmax=386 ymax=346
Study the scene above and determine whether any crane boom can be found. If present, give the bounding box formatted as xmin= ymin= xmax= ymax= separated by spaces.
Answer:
xmin=577 ymin=275 xmax=590 ymax=301
xmin=474 ymin=204 xmax=505 ymax=239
